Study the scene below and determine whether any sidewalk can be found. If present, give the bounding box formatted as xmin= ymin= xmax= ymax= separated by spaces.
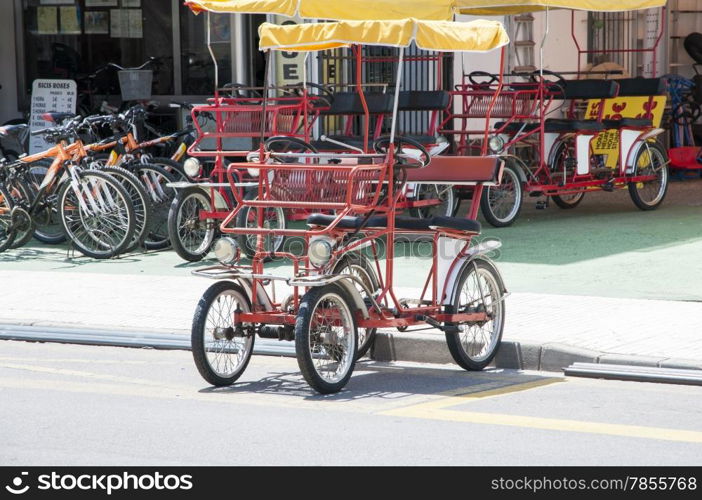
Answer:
xmin=2 ymin=268 xmax=701 ymax=372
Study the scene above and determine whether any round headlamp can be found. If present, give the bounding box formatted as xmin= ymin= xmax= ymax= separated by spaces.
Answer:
xmin=213 ymin=237 xmax=241 ymax=265
xmin=488 ymin=135 xmax=505 ymax=154
xmin=308 ymin=238 xmax=333 ymax=268
xmin=183 ymin=157 xmax=202 ymax=178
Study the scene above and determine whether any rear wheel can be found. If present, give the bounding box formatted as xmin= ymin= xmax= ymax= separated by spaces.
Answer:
xmin=6 ymin=180 xmax=35 ymax=249
xmin=23 ymin=161 xmax=65 ymax=244
xmin=236 ymin=190 xmax=286 ymax=260
xmin=409 ymin=184 xmax=458 ymax=218
xmin=628 ymin=141 xmax=669 ymax=210
xmin=129 ymin=163 xmax=176 ymax=250
xmin=480 ymin=163 xmax=522 ymax=227
xmin=295 ymin=284 xmax=357 ymax=394
xmin=445 ymin=258 xmax=505 ymax=371
xmin=332 ymin=252 xmax=379 ymax=359
xmin=168 ymin=186 xmax=216 ymax=262
xmin=191 ymin=281 xmax=255 ymax=386
xmin=0 ymin=185 xmax=17 ymax=252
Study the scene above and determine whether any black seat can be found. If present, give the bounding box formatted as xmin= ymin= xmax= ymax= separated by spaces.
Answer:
xmin=544 ymin=119 xmax=606 ymax=132
xmin=616 ymin=77 xmax=665 ymax=97
xmin=306 ymin=213 xmax=481 ymax=233
xmin=320 ymin=92 xmax=393 ymax=115
xmin=397 ymin=90 xmax=450 ymax=111
xmin=601 ymin=118 xmax=652 ymax=128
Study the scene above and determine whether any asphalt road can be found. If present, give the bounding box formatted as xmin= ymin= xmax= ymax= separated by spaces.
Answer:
xmin=1 ymin=340 xmax=701 ymax=466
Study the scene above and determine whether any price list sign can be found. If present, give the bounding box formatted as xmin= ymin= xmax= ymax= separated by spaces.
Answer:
xmin=29 ymin=79 xmax=77 ymax=154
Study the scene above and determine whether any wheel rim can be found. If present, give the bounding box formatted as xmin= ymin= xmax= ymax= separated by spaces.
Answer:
xmin=486 ymin=168 xmax=520 ymax=222
xmin=414 ymin=184 xmax=455 ymax=218
xmin=634 ymin=144 xmax=667 ymax=206
xmin=456 ymin=265 xmax=503 ymax=362
xmin=555 ymin=190 xmax=584 ymax=205
xmin=308 ymin=292 xmax=355 ymax=384
xmin=244 ymin=205 xmax=285 ymax=254
xmin=177 ymin=192 xmax=215 ymax=255
xmin=203 ymin=289 xmax=254 ymax=378
xmin=61 ymin=175 xmax=132 ymax=255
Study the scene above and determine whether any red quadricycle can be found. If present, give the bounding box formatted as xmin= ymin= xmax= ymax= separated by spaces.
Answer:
xmin=442 ymin=1 xmax=670 ymax=227
xmin=184 ymin=13 xmax=511 ymax=394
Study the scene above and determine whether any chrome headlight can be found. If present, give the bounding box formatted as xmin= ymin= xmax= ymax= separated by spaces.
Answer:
xmin=488 ymin=135 xmax=505 ymax=154
xmin=213 ymin=237 xmax=240 ymax=265
xmin=308 ymin=237 xmax=334 ymax=268
xmin=183 ymin=157 xmax=201 ymax=178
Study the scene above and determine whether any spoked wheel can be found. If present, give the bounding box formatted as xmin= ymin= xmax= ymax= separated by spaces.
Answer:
xmin=58 ymin=170 xmax=135 ymax=259
xmin=24 ymin=161 xmax=65 ymax=244
xmin=131 ymin=163 xmax=177 ymax=250
xmin=0 ymin=185 xmax=17 ymax=253
xmin=6 ymin=180 xmax=35 ymax=249
xmin=191 ymin=281 xmax=255 ymax=386
xmin=409 ymin=183 xmax=458 ymax=218
xmin=295 ymin=284 xmax=357 ymax=394
xmin=480 ymin=163 xmax=523 ymax=227
xmin=549 ymin=141 xmax=586 ymax=209
xmin=445 ymin=258 xmax=505 ymax=371
xmin=332 ymin=253 xmax=379 ymax=359
xmin=628 ymin=141 xmax=669 ymax=210
xmin=168 ymin=186 xmax=217 ymax=262
xmin=99 ymin=166 xmax=152 ymax=253
xmin=148 ymin=157 xmax=188 ymax=183
xmin=236 ymin=190 xmax=286 ymax=260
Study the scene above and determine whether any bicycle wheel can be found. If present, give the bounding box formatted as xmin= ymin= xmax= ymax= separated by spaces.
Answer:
xmin=99 ymin=166 xmax=153 ymax=253
xmin=295 ymin=283 xmax=357 ymax=394
xmin=628 ymin=141 xmax=669 ymax=210
xmin=191 ymin=281 xmax=255 ymax=386
xmin=130 ymin=163 xmax=176 ymax=250
xmin=479 ymin=163 xmax=523 ymax=227
xmin=6 ymin=179 xmax=35 ymax=249
xmin=332 ymin=253 xmax=379 ymax=359
xmin=23 ymin=161 xmax=66 ymax=244
xmin=0 ymin=185 xmax=17 ymax=252
xmin=409 ymin=184 xmax=458 ymax=218
xmin=235 ymin=190 xmax=286 ymax=260
xmin=148 ymin=157 xmax=188 ymax=182
xmin=58 ymin=170 xmax=135 ymax=259
xmin=167 ymin=186 xmax=216 ymax=262
xmin=445 ymin=258 xmax=505 ymax=371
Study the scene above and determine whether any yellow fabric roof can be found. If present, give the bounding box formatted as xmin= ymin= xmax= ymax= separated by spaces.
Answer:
xmin=185 ymin=0 xmax=666 ymax=19
xmin=258 ymin=18 xmax=509 ymax=52
xmin=185 ymin=0 xmax=455 ymax=20
xmin=455 ymin=0 xmax=667 ymax=15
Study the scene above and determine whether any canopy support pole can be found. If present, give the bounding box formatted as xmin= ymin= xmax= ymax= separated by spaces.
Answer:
xmin=389 ymin=47 xmax=404 ymax=145
xmin=207 ymin=12 xmax=219 ymax=93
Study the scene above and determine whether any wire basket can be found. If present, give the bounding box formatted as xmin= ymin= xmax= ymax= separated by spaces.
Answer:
xmin=118 ymin=70 xmax=153 ymax=101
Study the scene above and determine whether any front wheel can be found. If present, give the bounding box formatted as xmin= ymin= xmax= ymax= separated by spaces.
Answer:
xmin=295 ymin=284 xmax=357 ymax=394
xmin=445 ymin=258 xmax=505 ymax=371
xmin=628 ymin=141 xmax=669 ymax=210
xmin=168 ymin=186 xmax=217 ymax=262
xmin=191 ymin=281 xmax=255 ymax=386
xmin=480 ymin=163 xmax=523 ymax=227
xmin=235 ymin=190 xmax=286 ymax=260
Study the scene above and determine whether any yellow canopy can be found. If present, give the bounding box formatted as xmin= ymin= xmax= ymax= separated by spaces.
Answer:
xmin=258 ymin=18 xmax=509 ymax=52
xmin=185 ymin=0 xmax=456 ymax=20
xmin=455 ymin=0 xmax=667 ymax=15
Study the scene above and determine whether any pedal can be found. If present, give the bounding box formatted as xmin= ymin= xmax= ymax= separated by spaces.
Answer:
xmin=601 ymin=180 xmax=615 ymax=192
xmin=535 ymin=200 xmax=549 ymax=210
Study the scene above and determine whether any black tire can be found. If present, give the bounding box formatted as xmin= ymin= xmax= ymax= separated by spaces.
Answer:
xmin=98 ymin=166 xmax=153 ymax=253
xmin=548 ymin=141 xmax=585 ymax=209
xmin=7 ymin=180 xmax=35 ymax=249
xmin=57 ymin=170 xmax=136 ymax=259
xmin=552 ymin=191 xmax=585 ymax=209
xmin=149 ymin=157 xmax=188 ymax=182
xmin=235 ymin=190 xmax=286 ymax=260
xmin=168 ymin=186 xmax=217 ymax=262
xmin=191 ymin=281 xmax=255 ymax=386
xmin=480 ymin=162 xmax=523 ymax=227
xmin=23 ymin=160 xmax=66 ymax=244
xmin=409 ymin=183 xmax=458 ymax=218
xmin=445 ymin=258 xmax=505 ymax=371
xmin=332 ymin=252 xmax=379 ymax=359
xmin=0 ymin=185 xmax=17 ymax=252
xmin=129 ymin=163 xmax=177 ymax=250
xmin=628 ymin=141 xmax=669 ymax=211
xmin=295 ymin=283 xmax=357 ymax=394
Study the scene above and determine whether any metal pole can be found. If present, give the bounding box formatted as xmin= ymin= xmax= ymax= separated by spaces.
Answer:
xmin=207 ymin=12 xmax=220 ymax=92
xmin=389 ymin=47 xmax=404 ymax=144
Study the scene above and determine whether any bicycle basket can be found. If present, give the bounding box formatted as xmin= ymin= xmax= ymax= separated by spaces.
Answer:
xmin=118 ymin=70 xmax=153 ymax=101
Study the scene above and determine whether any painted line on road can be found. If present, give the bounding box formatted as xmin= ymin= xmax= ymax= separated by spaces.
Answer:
xmin=380 ymin=379 xmax=702 ymax=444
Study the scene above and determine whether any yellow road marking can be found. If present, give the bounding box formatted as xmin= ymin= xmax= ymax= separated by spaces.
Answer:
xmin=0 ymin=357 xmax=171 ymax=365
xmin=0 ymin=362 xmax=174 ymax=388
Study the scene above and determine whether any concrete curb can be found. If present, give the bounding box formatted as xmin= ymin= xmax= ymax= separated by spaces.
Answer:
xmin=2 ymin=322 xmax=702 ymax=374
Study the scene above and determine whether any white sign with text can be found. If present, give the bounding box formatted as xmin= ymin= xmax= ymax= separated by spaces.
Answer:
xmin=29 ymin=79 xmax=77 ymax=154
